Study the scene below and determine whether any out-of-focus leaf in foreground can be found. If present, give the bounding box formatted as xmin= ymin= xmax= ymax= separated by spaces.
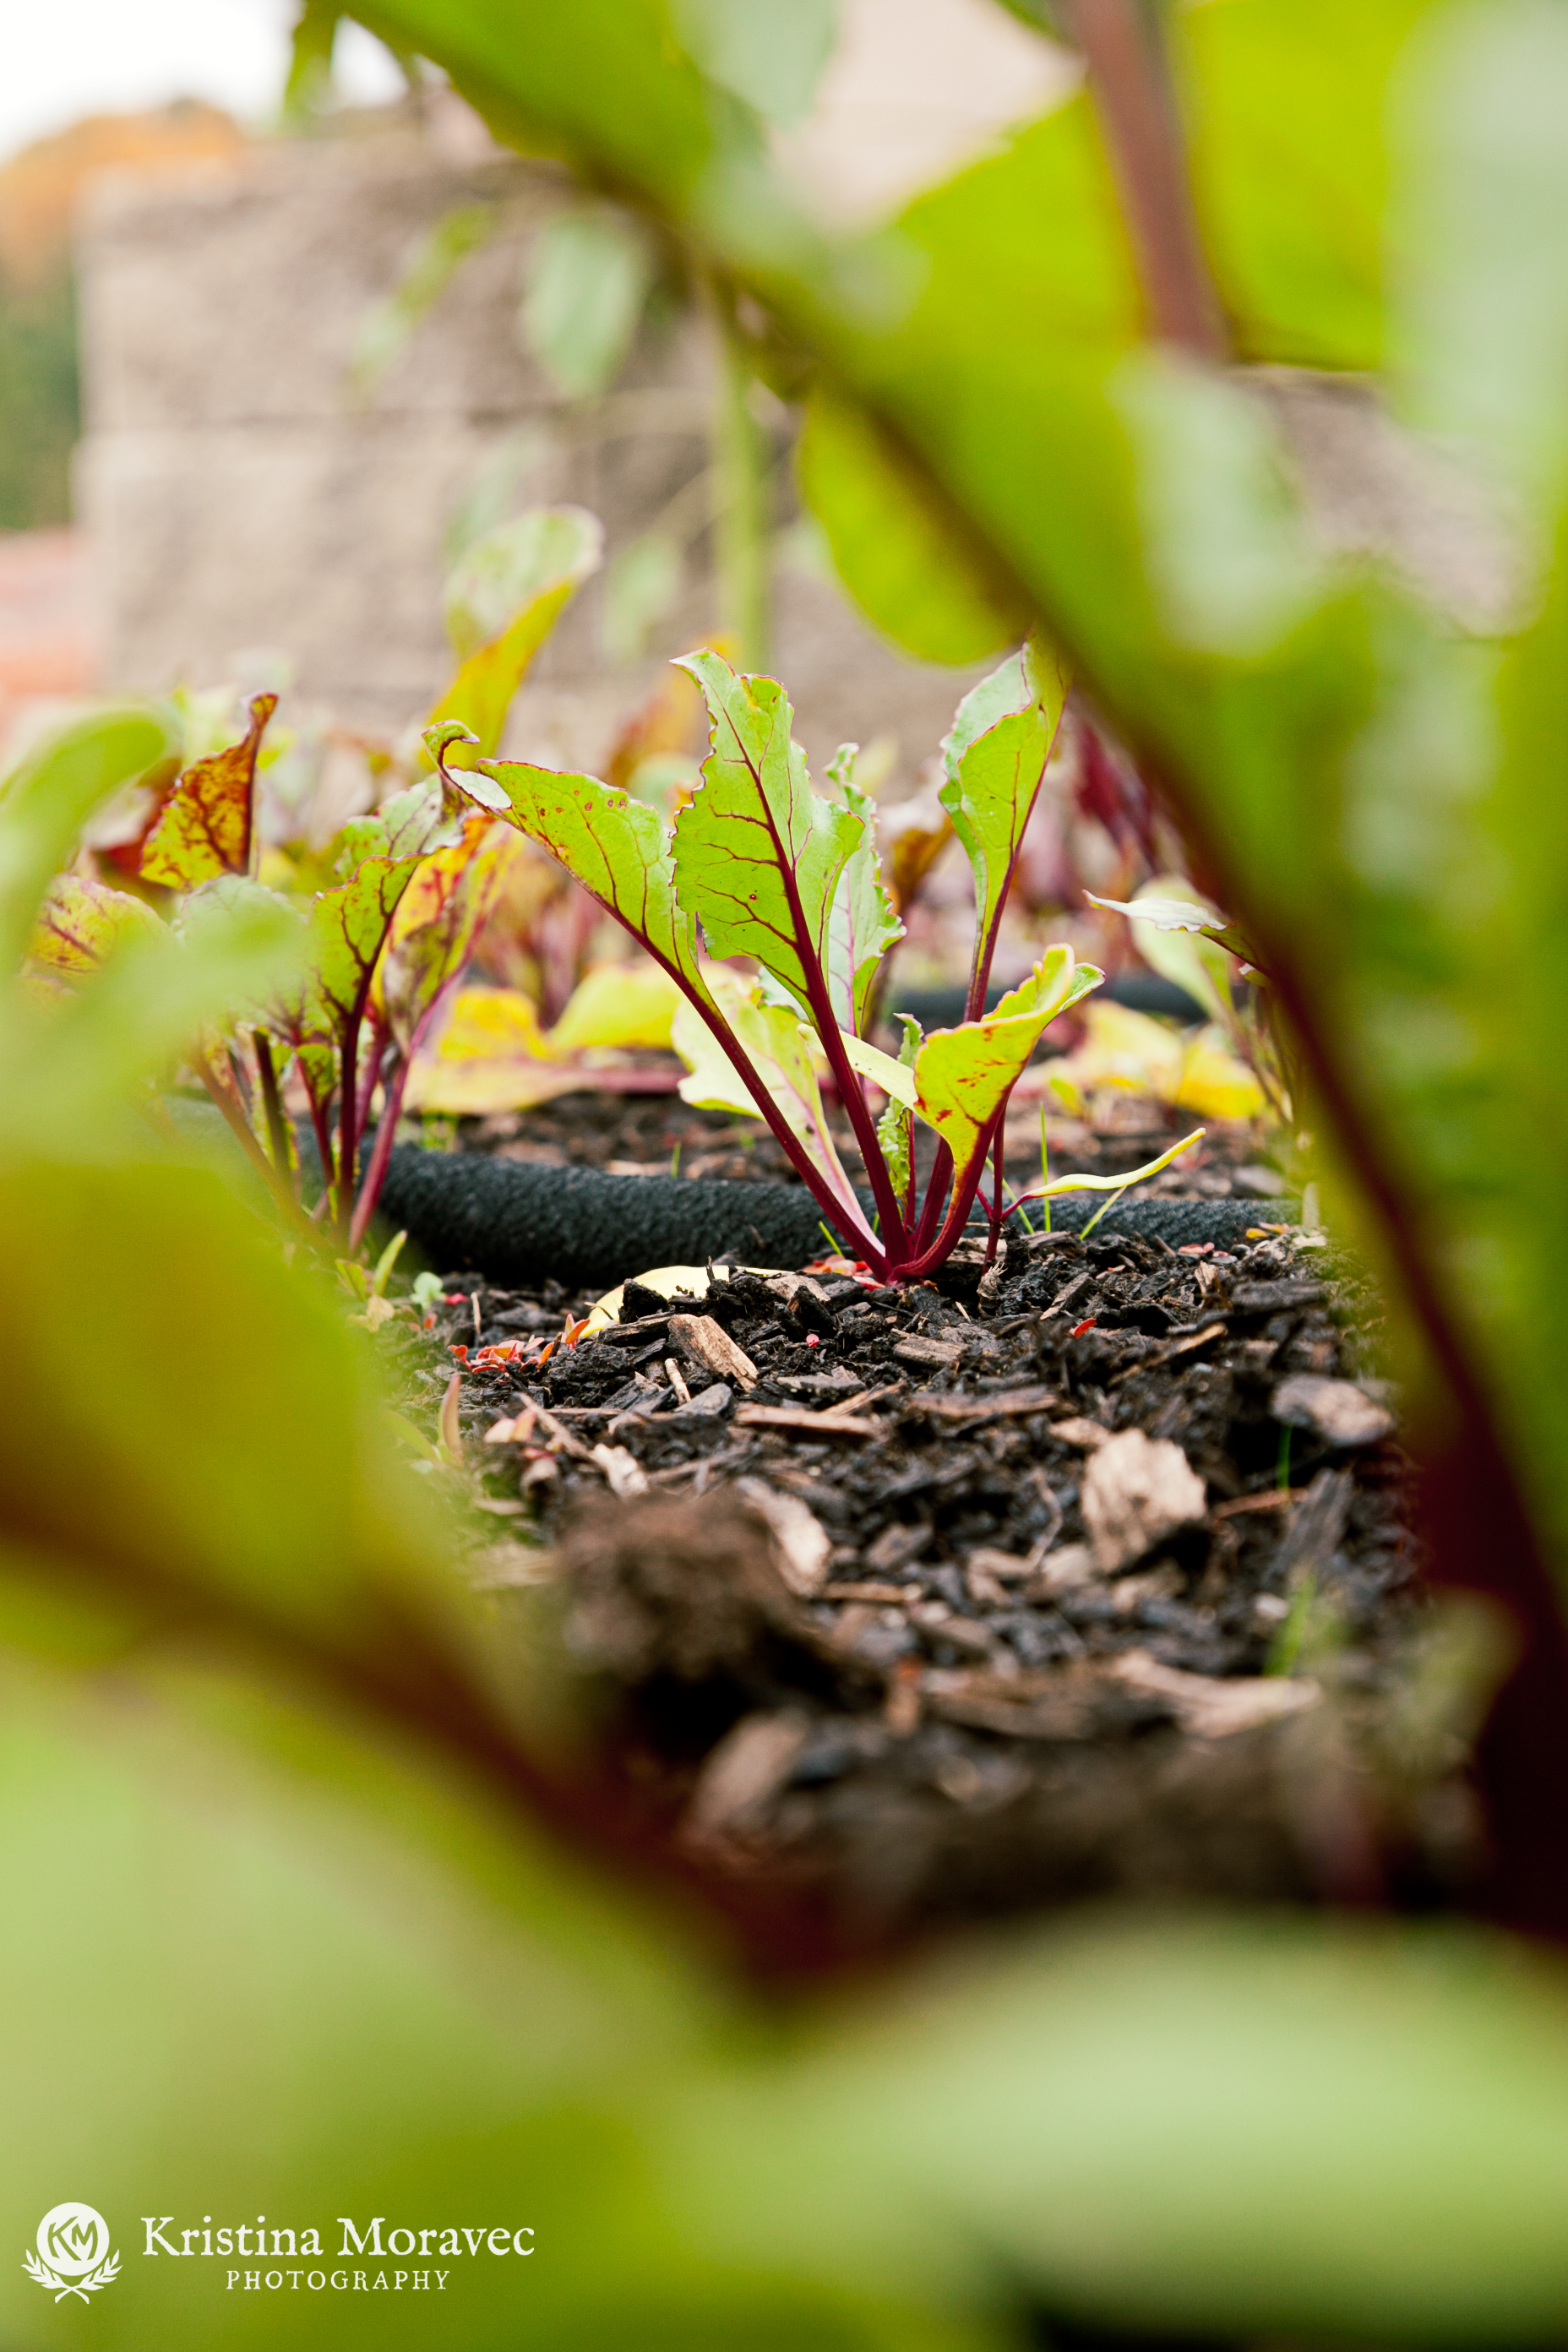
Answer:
xmin=796 ymin=392 xmax=1026 ymax=666
xmin=0 ymin=708 xmax=172 ymax=966
xmin=672 ymin=1910 xmax=1568 ymax=2347
xmin=520 ymin=204 xmax=656 ymax=400
xmin=0 ymin=734 xmax=1006 ymax=2352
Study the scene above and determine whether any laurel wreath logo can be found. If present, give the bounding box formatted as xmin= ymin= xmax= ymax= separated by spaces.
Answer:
xmin=23 ymin=2246 xmax=121 ymax=2302
xmin=24 ymin=2204 xmax=120 ymax=2301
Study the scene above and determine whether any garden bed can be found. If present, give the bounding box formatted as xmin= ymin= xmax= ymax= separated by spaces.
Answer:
xmin=384 ymin=1101 xmax=1474 ymax=1948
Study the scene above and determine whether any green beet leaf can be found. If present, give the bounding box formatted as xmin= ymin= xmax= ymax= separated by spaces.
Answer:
xmin=460 ymin=742 xmax=711 ymax=1003
xmin=672 ymin=650 xmax=868 ymax=1025
xmin=939 ymin=633 xmax=1071 ymax=1010
xmin=824 ymin=753 xmax=902 ymax=1038
xmin=913 ymin=950 xmax=1101 ymax=1184
xmin=310 ymin=854 xmax=430 ymax=1039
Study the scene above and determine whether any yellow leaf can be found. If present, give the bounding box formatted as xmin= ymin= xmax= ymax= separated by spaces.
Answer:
xmin=1053 ymin=1001 xmax=1265 ymax=1122
xmin=402 ymin=1056 xmax=595 ymax=1114
xmin=401 ymin=985 xmax=564 ymax=1112
xmin=435 ymin=987 xmax=551 ymax=1061
xmin=583 ymin=1261 xmax=751 ymax=1336
xmin=546 ymin=961 xmax=681 ymax=1054
xmin=1170 ymin=1040 xmax=1266 ymax=1121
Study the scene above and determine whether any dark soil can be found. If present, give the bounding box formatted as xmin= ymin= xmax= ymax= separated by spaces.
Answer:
xmin=389 ymin=1195 xmax=1478 ymax=1945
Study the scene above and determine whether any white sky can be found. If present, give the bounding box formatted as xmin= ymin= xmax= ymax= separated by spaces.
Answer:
xmin=3 ymin=0 xmax=406 ymax=165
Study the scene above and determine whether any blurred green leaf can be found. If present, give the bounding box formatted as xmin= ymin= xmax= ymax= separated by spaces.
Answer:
xmin=796 ymin=392 xmax=1026 ymax=666
xmin=353 ymin=0 xmax=747 ymax=210
xmin=351 ymin=202 xmax=498 ymax=397
xmin=520 ymin=205 xmax=656 ymax=400
xmin=3 ymin=890 xmax=307 ymax=1146
xmin=671 ymin=0 xmax=836 ymax=128
xmin=603 ymin=530 xmax=683 ymax=665
xmin=1109 ymin=353 xmax=1328 ymax=656
xmin=285 ymin=0 xmax=343 ymax=122
xmin=1391 ymin=0 xmax=1568 ymax=505
xmin=673 ymin=1911 xmax=1568 ymax=2345
xmin=444 ymin=426 xmax=550 ymax=568
xmin=0 ymin=709 xmax=173 ymax=967
xmin=1181 ymin=0 xmax=1440 ymax=368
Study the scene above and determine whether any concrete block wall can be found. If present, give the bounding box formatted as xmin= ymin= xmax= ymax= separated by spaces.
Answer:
xmin=74 ymin=122 xmax=985 ymax=782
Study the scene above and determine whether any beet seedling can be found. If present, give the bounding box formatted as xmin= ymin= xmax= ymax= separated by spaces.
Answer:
xmin=26 ymin=507 xmax=604 ymax=1255
xmin=440 ymin=640 xmax=1199 ymax=1284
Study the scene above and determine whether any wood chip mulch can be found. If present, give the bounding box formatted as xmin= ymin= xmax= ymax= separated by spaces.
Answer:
xmin=389 ymin=1219 xmax=1485 ymax=1938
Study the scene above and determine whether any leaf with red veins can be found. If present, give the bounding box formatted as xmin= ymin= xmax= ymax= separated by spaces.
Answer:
xmin=95 ymin=754 xmax=181 ymax=881
xmin=376 ymin=813 xmax=505 ymax=1054
xmin=911 ymin=948 xmax=1102 ymax=1191
xmin=29 ymin=874 xmax=165 ymax=977
xmin=311 ymin=854 xmax=429 ymax=1040
xmin=671 ymin=650 xmax=864 ymax=1020
xmin=939 ymin=633 xmax=1070 ymax=1001
xmin=452 ymin=744 xmax=711 ymax=1004
xmin=139 ymin=694 xmax=277 ymax=889
xmin=331 ymin=776 xmax=455 ymax=881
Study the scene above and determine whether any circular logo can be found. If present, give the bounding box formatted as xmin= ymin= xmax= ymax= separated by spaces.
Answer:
xmin=36 ymin=2205 xmax=109 ymax=2279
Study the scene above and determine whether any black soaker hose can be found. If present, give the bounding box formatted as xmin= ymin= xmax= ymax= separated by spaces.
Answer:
xmin=377 ymin=1143 xmax=1286 ymax=1291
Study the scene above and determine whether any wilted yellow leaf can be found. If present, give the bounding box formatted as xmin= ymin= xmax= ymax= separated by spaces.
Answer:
xmin=401 ymin=985 xmax=566 ymax=1113
xmin=1051 ymin=1000 xmax=1265 ymax=1122
xmin=546 ymin=960 xmax=680 ymax=1054
xmin=434 ymin=987 xmax=551 ymax=1061
xmin=584 ymin=1261 xmax=760 ymax=1335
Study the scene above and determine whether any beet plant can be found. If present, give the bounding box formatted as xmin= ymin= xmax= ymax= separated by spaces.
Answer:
xmin=440 ymin=640 xmax=1200 ymax=1284
xmin=27 ymin=506 xmax=602 ymax=1255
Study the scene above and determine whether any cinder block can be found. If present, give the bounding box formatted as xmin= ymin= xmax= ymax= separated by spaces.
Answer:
xmin=77 ymin=140 xmax=558 ymax=432
xmin=77 ymin=127 xmax=989 ymax=765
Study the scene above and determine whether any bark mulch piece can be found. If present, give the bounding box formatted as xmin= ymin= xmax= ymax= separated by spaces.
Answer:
xmin=393 ymin=1217 xmax=1480 ymax=1944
